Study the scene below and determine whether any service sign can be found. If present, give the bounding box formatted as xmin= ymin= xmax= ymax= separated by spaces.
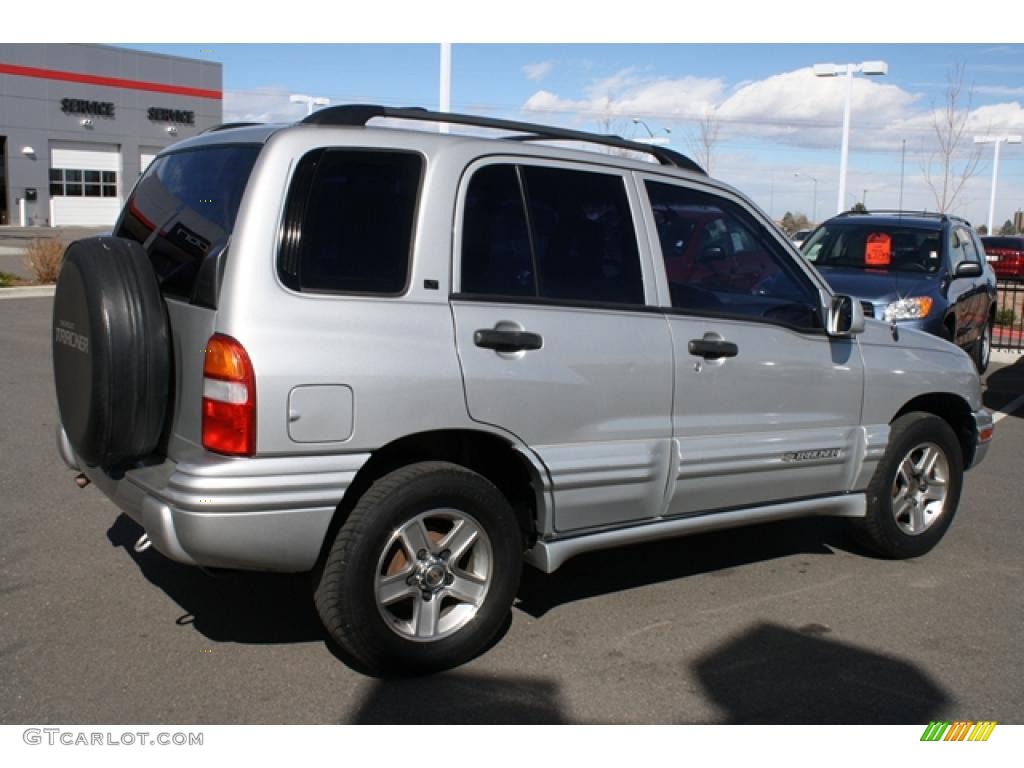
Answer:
xmin=147 ymin=107 xmax=195 ymax=125
xmin=61 ymin=99 xmax=115 ymax=117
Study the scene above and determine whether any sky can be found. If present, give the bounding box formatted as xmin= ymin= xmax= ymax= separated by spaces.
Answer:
xmin=116 ymin=41 xmax=1024 ymax=229
xmin=15 ymin=0 xmax=1018 ymax=231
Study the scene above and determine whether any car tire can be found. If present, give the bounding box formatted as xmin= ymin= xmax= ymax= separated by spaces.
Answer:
xmin=314 ymin=461 xmax=523 ymax=676
xmin=52 ymin=237 xmax=170 ymax=467
xmin=854 ymin=412 xmax=963 ymax=559
xmin=972 ymin=317 xmax=992 ymax=374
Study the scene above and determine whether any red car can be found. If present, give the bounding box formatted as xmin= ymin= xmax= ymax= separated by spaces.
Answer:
xmin=981 ymin=236 xmax=1024 ymax=280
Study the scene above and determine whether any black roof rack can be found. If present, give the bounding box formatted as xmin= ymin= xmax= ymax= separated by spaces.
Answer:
xmin=200 ymin=122 xmax=264 ymax=134
xmin=300 ymin=104 xmax=706 ymax=174
xmin=836 ymin=209 xmax=966 ymax=224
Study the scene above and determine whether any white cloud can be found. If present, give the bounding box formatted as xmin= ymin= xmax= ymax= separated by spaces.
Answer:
xmin=522 ymin=68 xmax=724 ymax=124
xmin=522 ymin=66 xmax=1024 ymax=155
xmin=224 ymin=87 xmax=309 ymax=123
xmin=715 ymin=68 xmax=919 ymax=149
xmin=522 ymin=61 xmax=554 ymax=81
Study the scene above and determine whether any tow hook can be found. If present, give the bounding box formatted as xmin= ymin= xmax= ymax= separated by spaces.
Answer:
xmin=134 ymin=533 xmax=153 ymax=553
xmin=74 ymin=473 xmax=91 ymax=488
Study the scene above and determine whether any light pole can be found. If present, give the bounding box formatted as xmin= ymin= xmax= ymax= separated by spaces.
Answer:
xmin=974 ymin=134 xmax=1022 ymax=234
xmin=793 ymin=172 xmax=818 ymax=225
xmin=813 ymin=60 xmax=888 ymax=215
xmin=631 ymin=118 xmax=671 ymax=146
xmin=290 ymin=93 xmax=330 ymax=116
xmin=439 ymin=43 xmax=451 ymax=134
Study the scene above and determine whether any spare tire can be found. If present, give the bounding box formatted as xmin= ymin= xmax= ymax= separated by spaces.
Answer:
xmin=52 ymin=237 xmax=171 ymax=468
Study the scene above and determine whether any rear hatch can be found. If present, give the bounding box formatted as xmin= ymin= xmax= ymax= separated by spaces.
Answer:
xmin=114 ymin=142 xmax=262 ymax=459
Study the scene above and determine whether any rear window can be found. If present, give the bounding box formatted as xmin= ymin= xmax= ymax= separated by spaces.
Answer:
xmin=116 ymin=144 xmax=261 ymax=300
xmin=278 ymin=149 xmax=422 ymax=295
xmin=460 ymin=163 xmax=644 ymax=306
xmin=802 ymin=223 xmax=943 ymax=273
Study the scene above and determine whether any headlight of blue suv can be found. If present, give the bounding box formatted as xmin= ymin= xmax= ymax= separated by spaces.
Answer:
xmin=883 ymin=297 xmax=934 ymax=322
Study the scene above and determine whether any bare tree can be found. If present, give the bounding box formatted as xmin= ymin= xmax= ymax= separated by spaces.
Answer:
xmin=687 ymin=108 xmax=722 ymax=174
xmin=921 ymin=64 xmax=982 ymax=213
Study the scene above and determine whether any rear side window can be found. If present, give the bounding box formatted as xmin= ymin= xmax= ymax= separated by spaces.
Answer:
xmin=278 ymin=149 xmax=422 ymax=295
xmin=116 ymin=144 xmax=261 ymax=300
xmin=460 ymin=163 xmax=644 ymax=306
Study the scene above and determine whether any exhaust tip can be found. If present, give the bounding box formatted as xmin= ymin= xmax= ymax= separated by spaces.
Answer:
xmin=133 ymin=533 xmax=152 ymax=553
xmin=74 ymin=473 xmax=91 ymax=488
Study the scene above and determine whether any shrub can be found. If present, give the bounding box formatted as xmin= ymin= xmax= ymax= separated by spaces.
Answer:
xmin=23 ymin=239 xmax=67 ymax=284
xmin=995 ymin=307 xmax=1016 ymax=327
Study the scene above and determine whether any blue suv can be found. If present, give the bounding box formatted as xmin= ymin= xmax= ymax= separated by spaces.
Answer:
xmin=802 ymin=211 xmax=998 ymax=372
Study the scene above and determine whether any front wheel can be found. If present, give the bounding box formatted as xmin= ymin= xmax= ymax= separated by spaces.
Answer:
xmin=854 ymin=412 xmax=963 ymax=559
xmin=314 ymin=461 xmax=523 ymax=676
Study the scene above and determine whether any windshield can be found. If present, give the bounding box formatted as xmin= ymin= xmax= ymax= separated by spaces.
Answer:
xmin=802 ymin=222 xmax=942 ymax=274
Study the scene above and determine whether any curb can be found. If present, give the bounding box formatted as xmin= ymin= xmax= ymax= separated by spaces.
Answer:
xmin=992 ymin=349 xmax=1023 ymax=365
xmin=0 ymin=285 xmax=56 ymax=300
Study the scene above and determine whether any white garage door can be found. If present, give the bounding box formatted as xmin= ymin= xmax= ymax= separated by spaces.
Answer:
xmin=50 ymin=142 xmax=122 ymax=226
xmin=140 ymin=148 xmax=160 ymax=174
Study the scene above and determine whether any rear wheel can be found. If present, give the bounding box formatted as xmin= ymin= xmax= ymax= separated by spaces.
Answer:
xmin=972 ymin=317 xmax=992 ymax=374
xmin=854 ymin=412 xmax=963 ymax=559
xmin=314 ymin=461 xmax=522 ymax=676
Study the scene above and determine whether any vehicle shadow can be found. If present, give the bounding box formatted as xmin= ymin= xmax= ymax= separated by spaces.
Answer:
xmin=345 ymin=621 xmax=949 ymax=723
xmin=106 ymin=514 xmax=325 ymax=645
xmin=106 ymin=513 xmax=513 ymax=669
xmin=346 ymin=671 xmax=568 ymax=724
xmin=983 ymin=356 xmax=1024 ymax=418
xmin=517 ymin=516 xmax=867 ymax=618
xmin=694 ymin=622 xmax=949 ymax=724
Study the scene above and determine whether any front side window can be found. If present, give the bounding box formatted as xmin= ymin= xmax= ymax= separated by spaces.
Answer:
xmin=955 ymin=227 xmax=980 ymax=264
xmin=460 ymin=163 xmax=644 ymax=306
xmin=279 ymin=149 xmax=422 ymax=295
xmin=646 ymin=181 xmax=820 ymax=329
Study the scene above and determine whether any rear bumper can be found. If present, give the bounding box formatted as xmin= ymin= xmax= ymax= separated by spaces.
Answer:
xmin=58 ymin=426 xmax=370 ymax=572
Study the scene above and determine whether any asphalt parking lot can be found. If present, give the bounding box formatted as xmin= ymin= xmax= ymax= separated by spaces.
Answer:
xmin=1 ymin=293 xmax=1022 ymax=725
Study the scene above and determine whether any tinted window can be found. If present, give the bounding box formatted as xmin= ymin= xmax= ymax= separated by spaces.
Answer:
xmin=461 ymin=165 xmax=534 ymax=297
xmin=279 ymin=150 xmax=422 ymax=295
xmin=117 ymin=145 xmax=261 ymax=299
xmin=983 ymin=237 xmax=1024 ymax=250
xmin=646 ymin=181 xmax=820 ymax=329
xmin=460 ymin=164 xmax=644 ymax=306
xmin=803 ymin=222 xmax=942 ymax=274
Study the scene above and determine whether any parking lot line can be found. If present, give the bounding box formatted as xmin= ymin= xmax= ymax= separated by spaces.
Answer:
xmin=993 ymin=393 xmax=1024 ymax=423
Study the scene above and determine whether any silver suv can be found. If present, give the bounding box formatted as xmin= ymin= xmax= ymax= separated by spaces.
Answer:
xmin=52 ymin=105 xmax=993 ymax=675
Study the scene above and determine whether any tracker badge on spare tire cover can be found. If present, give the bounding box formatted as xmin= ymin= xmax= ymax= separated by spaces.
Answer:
xmin=52 ymin=237 xmax=171 ymax=468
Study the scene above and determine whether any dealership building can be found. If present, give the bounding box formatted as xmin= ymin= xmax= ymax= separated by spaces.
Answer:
xmin=0 ymin=44 xmax=222 ymax=227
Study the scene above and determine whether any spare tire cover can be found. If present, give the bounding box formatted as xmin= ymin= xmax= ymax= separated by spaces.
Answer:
xmin=52 ymin=237 xmax=170 ymax=467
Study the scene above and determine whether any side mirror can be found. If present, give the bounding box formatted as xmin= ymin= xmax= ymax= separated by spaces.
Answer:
xmin=954 ymin=261 xmax=983 ymax=278
xmin=827 ymin=294 xmax=865 ymax=337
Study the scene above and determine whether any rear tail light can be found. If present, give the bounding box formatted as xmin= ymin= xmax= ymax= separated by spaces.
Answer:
xmin=202 ymin=334 xmax=256 ymax=456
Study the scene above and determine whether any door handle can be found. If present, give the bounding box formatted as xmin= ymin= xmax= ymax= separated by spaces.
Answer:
xmin=474 ymin=329 xmax=543 ymax=353
xmin=688 ymin=338 xmax=738 ymax=360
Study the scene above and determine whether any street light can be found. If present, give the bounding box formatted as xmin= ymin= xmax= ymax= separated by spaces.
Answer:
xmin=793 ymin=171 xmax=819 ymax=225
xmin=974 ymin=134 xmax=1022 ymax=233
xmin=813 ymin=60 xmax=888 ymax=215
xmin=631 ymin=118 xmax=671 ymax=146
xmin=290 ymin=93 xmax=330 ymax=116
